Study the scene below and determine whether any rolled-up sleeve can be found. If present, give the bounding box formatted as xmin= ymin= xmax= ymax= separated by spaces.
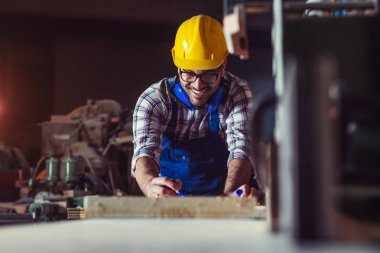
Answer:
xmin=131 ymin=84 xmax=170 ymax=175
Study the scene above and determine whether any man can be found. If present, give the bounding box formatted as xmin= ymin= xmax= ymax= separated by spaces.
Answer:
xmin=132 ymin=15 xmax=256 ymax=198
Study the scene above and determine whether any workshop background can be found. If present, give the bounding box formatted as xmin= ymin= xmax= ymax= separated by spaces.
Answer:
xmin=0 ymin=0 xmax=379 ymax=252
xmin=0 ymin=0 xmax=273 ymax=171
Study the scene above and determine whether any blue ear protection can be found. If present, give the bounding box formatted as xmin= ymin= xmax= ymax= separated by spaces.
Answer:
xmin=173 ymin=82 xmax=224 ymax=113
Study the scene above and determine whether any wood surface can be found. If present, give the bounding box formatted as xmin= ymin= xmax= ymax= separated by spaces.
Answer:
xmin=83 ymin=196 xmax=259 ymax=219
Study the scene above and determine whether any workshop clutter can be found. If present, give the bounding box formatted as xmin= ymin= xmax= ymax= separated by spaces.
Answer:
xmin=0 ymin=99 xmax=139 ymax=222
xmin=30 ymin=155 xmax=111 ymax=195
xmin=0 ymin=143 xmax=30 ymax=202
xmin=29 ymin=99 xmax=135 ymax=197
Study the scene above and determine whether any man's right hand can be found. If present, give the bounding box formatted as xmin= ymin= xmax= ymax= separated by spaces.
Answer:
xmin=146 ymin=176 xmax=182 ymax=198
xmin=135 ymin=157 xmax=183 ymax=198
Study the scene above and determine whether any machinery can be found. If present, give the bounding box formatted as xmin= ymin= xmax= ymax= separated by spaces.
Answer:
xmin=0 ymin=99 xmax=139 ymax=223
xmin=34 ymin=99 xmax=125 ymax=196
xmin=0 ymin=143 xmax=30 ymax=202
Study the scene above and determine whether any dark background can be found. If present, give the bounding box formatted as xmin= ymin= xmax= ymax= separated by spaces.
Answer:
xmin=0 ymin=0 xmax=274 ymax=165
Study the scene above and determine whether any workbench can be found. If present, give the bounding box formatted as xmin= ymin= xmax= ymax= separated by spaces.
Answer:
xmin=1 ymin=218 xmax=379 ymax=253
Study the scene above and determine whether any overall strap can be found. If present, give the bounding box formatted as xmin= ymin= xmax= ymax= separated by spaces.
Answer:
xmin=163 ymin=77 xmax=178 ymax=145
xmin=167 ymin=77 xmax=224 ymax=135
xmin=207 ymin=85 xmax=224 ymax=134
xmin=208 ymin=110 xmax=219 ymax=133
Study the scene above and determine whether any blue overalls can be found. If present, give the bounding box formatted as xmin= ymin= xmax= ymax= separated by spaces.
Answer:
xmin=159 ymin=78 xmax=229 ymax=195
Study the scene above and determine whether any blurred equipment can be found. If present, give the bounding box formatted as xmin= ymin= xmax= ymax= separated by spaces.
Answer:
xmin=0 ymin=99 xmax=140 ymax=224
xmin=0 ymin=142 xmax=30 ymax=170
xmin=0 ymin=142 xmax=30 ymax=202
xmin=225 ymin=0 xmax=380 ymax=243
xmin=28 ymin=201 xmax=65 ymax=221
xmin=223 ymin=4 xmax=249 ymax=59
xmin=223 ymin=1 xmax=378 ymax=23
xmin=30 ymin=99 xmax=135 ymax=197
xmin=284 ymin=14 xmax=380 ymax=241
xmin=222 ymin=0 xmax=378 ymax=60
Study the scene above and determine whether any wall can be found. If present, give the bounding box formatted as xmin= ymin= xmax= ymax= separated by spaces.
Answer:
xmin=54 ymin=20 xmax=177 ymax=113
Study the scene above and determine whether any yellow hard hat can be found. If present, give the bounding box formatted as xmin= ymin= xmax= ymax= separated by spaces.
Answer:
xmin=171 ymin=15 xmax=228 ymax=70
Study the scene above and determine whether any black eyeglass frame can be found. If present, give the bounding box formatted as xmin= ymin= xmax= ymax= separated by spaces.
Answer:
xmin=178 ymin=66 xmax=222 ymax=84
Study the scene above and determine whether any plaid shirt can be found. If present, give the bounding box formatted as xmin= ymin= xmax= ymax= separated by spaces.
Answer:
xmin=131 ymin=72 xmax=253 ymax=173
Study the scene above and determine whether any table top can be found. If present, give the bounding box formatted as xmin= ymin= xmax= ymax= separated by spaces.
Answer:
xmin=0 ymin=218 xmax=379 ymax=253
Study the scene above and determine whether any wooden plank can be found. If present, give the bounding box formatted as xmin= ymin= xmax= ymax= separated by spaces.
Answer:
xmin=83 ymin=196 xmax=259 ymax=219
xmin=0 ymin=202 xmax=27 ymax=214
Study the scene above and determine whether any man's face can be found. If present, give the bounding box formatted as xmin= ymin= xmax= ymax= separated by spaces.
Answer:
xmin=178 ymin=63 xmax=225 ymax=107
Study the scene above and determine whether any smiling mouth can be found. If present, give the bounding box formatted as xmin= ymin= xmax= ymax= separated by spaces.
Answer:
xmin=188 ymin=87 xmax=211 ymax=98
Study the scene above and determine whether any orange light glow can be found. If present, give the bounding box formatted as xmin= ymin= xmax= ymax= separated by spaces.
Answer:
xmin=0 ymin=101 xmax=4 ymax=115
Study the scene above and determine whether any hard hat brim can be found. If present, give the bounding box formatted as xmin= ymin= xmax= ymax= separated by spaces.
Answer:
xmin=172 ymin=51 xmax=228 ymax=71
